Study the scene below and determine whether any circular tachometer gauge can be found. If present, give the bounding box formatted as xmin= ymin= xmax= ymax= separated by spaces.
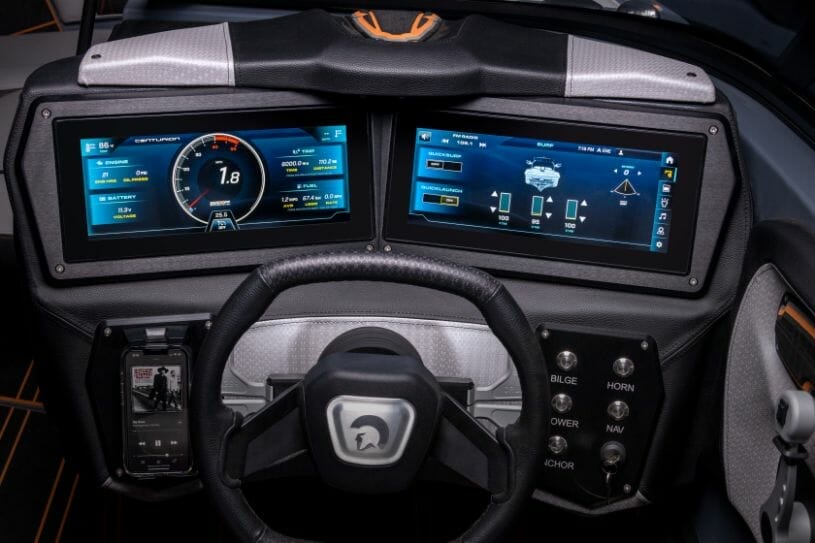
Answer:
xmin=172 ymin=133 xmax=266 ymax=224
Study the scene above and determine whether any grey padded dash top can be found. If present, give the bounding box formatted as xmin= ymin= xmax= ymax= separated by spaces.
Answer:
xmin=76 ymin=10 xmax=715 ymax=104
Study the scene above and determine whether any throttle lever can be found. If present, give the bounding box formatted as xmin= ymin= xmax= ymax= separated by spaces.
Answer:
xmin=761 ymin=390 xmax=815 ymax=543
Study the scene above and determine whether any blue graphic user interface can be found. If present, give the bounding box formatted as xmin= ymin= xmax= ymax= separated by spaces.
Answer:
xmin=409 ymin=128 xmax=680 ymax=253
xmin=80 ymin=126 xmax=350 ymax=238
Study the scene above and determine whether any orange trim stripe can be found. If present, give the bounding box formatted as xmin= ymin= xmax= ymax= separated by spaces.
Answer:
xmin=35 ymin=458 xmax=66 ymax=543
xmin=43 ymin=0 xmax=64 ymax=32
xmin=780 ymin=303 xmax=815 ymax=341
xmin=55 ymin=473 xmax=80 ymax=543
xmin=0 ymin=395 xmax=45 ymax=411
xmin=0 ymin=387 xmax=41 ymax=486
xmin=11 ymin=20 xmax=58 ymax=36
xmin=0 ymin=361 xmax=34 ymax=443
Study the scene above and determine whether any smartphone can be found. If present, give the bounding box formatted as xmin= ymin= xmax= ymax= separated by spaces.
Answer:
xmin=121 ymin=348 xmax=192 ymax=476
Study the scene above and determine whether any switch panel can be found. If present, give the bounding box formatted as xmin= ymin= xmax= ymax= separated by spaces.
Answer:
xmin=538 ymin=325 xmax=664 ymax=507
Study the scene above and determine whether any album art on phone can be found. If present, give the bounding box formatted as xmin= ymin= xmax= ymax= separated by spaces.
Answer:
xmin=130 ymin=365 xmax=184 ymax=414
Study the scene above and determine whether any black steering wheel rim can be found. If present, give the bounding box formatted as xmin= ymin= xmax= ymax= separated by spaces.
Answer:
xmin=191 ymin=252 xmax=550 ymax=542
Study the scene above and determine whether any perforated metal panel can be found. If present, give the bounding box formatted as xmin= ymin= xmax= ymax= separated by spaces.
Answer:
xmin=78 ymin=23 xmax=235 ymax=87
xmin=223 ymin=316 xmax=512 ymax=390
xmin=565 ymin=36 xmax=715 ymax=103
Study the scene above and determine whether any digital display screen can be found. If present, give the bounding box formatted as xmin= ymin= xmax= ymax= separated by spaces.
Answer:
xmin=409 ymin=128 xmax=678 ymax=253
xmin=386 ymin=112 xmax=706 ymax=274
xmin=55 ymin=109 xmax=373 ymax=263
xmin=80 ymin=126 xmax=349 ymax=238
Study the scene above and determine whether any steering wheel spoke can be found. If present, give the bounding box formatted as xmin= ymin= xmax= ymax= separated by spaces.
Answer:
xmin=429 ymin=394 xmax=510 ymax=495
xmin=224 ymin=382 xmax=311 ymax=482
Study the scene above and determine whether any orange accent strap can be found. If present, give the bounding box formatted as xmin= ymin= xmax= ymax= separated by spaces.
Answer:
xmin=779 ymin=303 xmax=815 ymax=341
xmin=352 ymin=10 xmax=439 ymax=42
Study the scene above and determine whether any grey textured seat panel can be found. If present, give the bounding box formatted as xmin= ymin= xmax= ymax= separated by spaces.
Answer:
xmin=723 ymin=264 xmax=812 ymax=541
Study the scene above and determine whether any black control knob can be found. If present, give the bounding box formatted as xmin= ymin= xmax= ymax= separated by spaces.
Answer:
xmin=600 ymin=441 xmax=627 ymax=472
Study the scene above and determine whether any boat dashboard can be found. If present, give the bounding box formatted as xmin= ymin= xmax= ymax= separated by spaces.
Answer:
xmin=3 ymin=9 xmax=750 ymax=523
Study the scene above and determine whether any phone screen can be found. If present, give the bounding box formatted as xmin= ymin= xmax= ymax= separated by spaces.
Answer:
xmin=122 ymin=348 xmax=192 ymax=475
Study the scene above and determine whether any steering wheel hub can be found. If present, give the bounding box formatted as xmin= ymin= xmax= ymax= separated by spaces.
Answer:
xmin=302 ymin=352 xmax=442 ymax=493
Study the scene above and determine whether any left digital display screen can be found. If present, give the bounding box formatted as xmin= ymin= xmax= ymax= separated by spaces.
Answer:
xmin=80 ymin=126 xmax=350 ymax=238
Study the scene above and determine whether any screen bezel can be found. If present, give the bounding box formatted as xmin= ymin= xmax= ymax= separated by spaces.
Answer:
xmin=385 ymin=111 xmax=706 ymax=275
xmin=55 ymin=107 xmax=373 ymax=263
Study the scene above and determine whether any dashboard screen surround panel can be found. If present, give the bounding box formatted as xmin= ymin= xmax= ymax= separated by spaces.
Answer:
xmin=386 ymin=112 xmax=707 ymax=274
xmin=55 ymin=108 xmax=373 ymax=262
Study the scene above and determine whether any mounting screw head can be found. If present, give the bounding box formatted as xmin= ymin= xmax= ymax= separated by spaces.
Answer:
xmin=383 ymin=245 xmax=392 ymax=253
xmin=623 ymin=484 xmax=632 ymax=494
xmin=640 ymin=340 xmax=649 ymax=351
xmin=689 ymin=277 xmax=699 ymax=287
xmin=204 ymin=320 xmax=212 ymax=330
xmin=54 ymin=264 xmax=65 ymax=274
xmin=103 ymin=327 xmax=112 ymax=337
xmin=541 ymin=329 xmax=550 ymax=340
xmin=708 ymin=125 xmax=719 ymax=135
xmin=365 ymin=244 xmax=374 ymax=252
xmin=41 ymin=109 xmax=51 ymax=119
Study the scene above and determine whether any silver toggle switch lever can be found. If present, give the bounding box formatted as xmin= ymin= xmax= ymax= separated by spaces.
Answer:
xmin=760 ymin=390 xmax=815 ymax=543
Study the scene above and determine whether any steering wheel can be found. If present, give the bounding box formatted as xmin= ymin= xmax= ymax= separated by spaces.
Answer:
xmin=191 ymin=252 xmax=550 ymax=542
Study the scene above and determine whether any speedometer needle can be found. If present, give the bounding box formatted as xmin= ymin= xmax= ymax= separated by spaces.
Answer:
xmin=188 ymin=188 xmax=211 ymax=211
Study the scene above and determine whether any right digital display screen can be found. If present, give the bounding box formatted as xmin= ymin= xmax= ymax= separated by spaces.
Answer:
xmin=387 ymin=112 xmax=706 ymax=274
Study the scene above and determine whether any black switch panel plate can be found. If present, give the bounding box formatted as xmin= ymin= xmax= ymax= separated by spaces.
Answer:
xmin=537 ymin=325 xmax=664 ymax=508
